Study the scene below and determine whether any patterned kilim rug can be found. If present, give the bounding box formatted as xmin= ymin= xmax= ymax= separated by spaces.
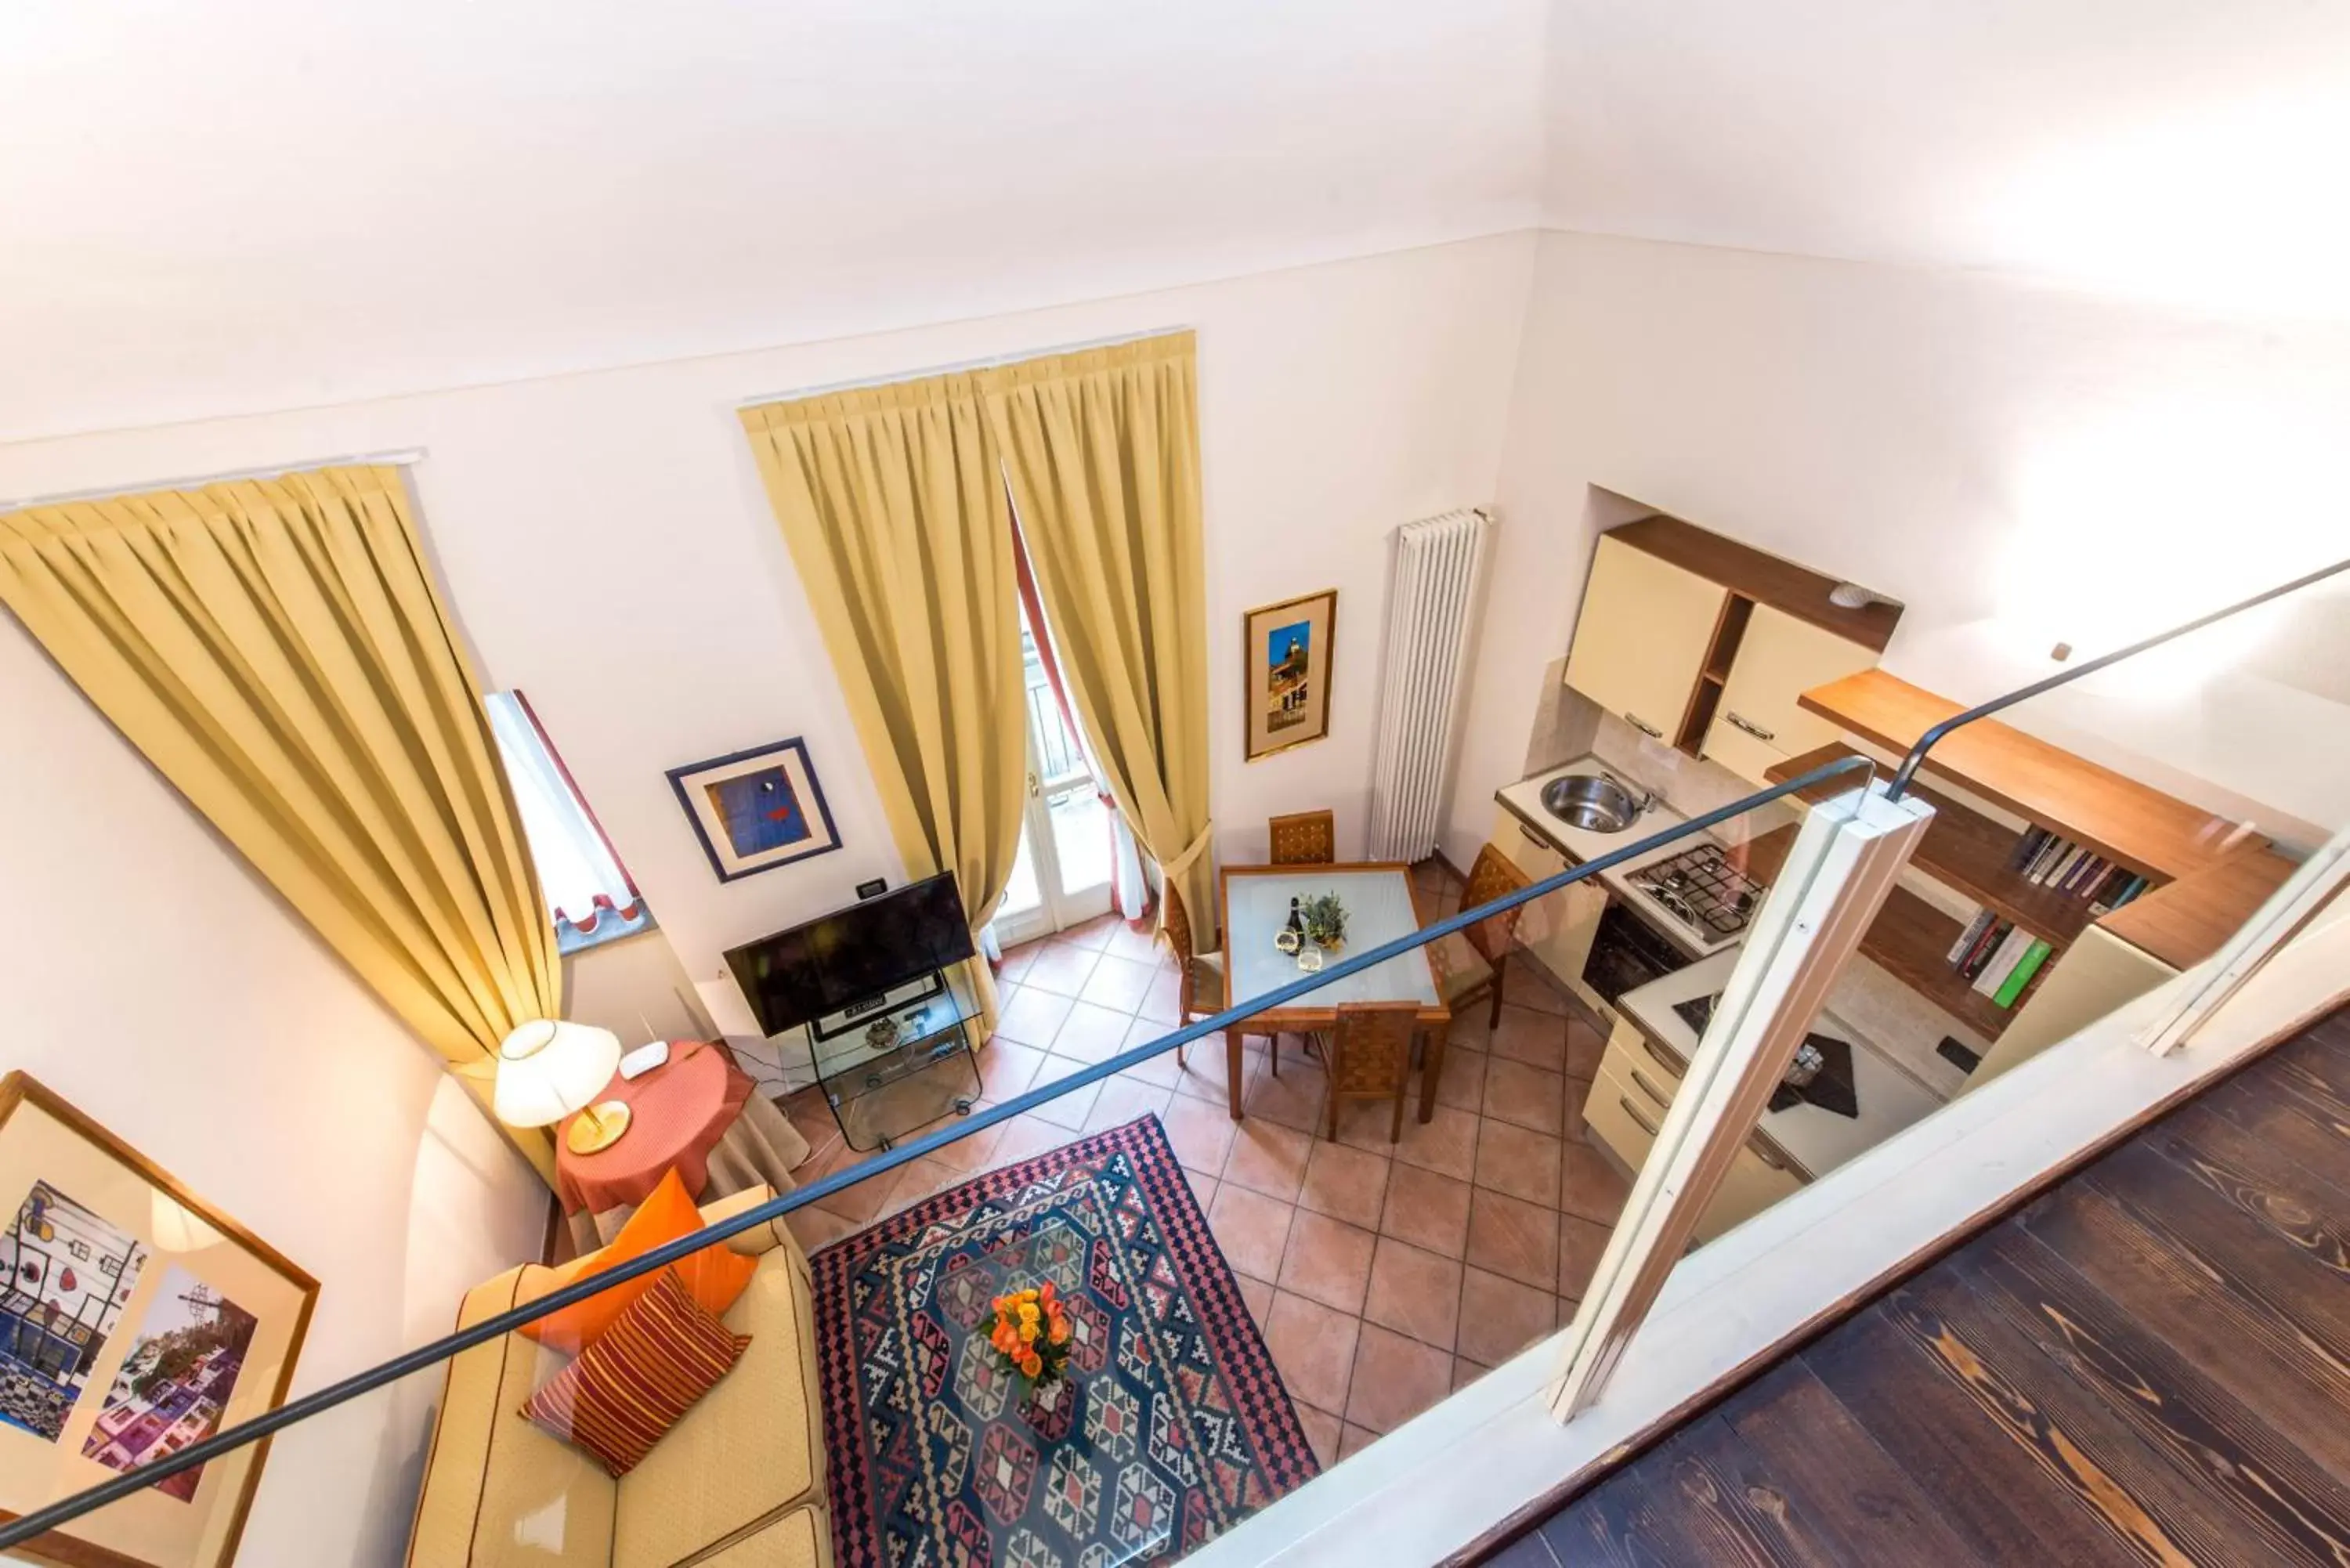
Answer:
xmin=809 ymin=1114 xmax=1321 ymax=1567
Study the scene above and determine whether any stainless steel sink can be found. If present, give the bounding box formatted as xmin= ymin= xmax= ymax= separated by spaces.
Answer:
xmin=1541 ymin=773 xmax=1644 ymax=833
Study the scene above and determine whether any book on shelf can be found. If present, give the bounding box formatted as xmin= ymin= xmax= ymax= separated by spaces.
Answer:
xmin=1946 ymin=912 xmax=2002 ymax=973
xmin=2008 ymin=827 xmax=2051 ymax=873
xmin=1954 ymin=914 xmax=2008 ymax=980
xmin=1970 ymin=926 xmax=2036 ymax=996
xmin=1946 ymin=909 xmax=1998 ymax=965
xmin=2007 ymin=825 xmax=2146 ymax=903
xmin=1943 ymin=906 xmax=2052 ymax=1006
xmin=1992 ymin=939 xmax=2054 ymax=1008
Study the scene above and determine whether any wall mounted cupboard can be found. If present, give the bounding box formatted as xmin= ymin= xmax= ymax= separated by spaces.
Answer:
xmin=1560 ymin=515 xmax=1900 ymax=783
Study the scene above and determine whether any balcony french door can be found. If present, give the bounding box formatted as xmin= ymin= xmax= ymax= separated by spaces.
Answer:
xmin=992 ymin=617 xmax=1115 ymax=946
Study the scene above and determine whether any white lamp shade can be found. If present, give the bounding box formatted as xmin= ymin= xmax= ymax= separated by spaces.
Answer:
xmin=493 ymin=1019 xmax=624 ymax=1128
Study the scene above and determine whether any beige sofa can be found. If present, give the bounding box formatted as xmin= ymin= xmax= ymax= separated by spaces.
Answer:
xmin=406 ymin=1188 xmax=833 ymax=1568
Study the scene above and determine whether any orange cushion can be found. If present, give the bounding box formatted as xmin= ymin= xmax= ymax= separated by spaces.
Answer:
xmin=519 ymin=1168 xmax=756 ymax=1353
xmin=519 ymin=1268 xmax=748 ymax=1476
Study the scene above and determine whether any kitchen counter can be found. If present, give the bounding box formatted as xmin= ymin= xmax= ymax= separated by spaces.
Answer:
xmin=1495 ymin=756 xmax=1739 ymax=958
xmin=1495 ymin=756 xmax=1691 ymax=866
xmin=1614 ymin=947 xmax=1947 ymax=1180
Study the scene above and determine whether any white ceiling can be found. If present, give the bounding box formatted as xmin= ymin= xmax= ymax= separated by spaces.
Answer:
xmin=9 ymin=1 xmax=2349 ymax=442
xmin=0 ymin=1 xmax=1546 ymax=439
xmin=1542 ymin=0 xmax=2350 ymax=316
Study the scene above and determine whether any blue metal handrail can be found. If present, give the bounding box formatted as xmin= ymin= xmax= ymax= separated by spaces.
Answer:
xmin=0 ymin=756 xmax=1872 ymax=1552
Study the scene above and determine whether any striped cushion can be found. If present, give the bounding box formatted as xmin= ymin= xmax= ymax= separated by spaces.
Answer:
xmin=519 ymin=1269 xmax=749 ymax=1476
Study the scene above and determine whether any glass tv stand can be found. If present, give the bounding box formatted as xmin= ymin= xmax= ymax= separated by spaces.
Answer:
xmin=808 ymin=969 xmax=982 ymax=1151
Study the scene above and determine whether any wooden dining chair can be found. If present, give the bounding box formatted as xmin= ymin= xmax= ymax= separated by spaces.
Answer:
xmin=1267 ymin=809 xmax=1337 ymax=866
xmin=1320 ymin=1001 xmax=1421 ymax=1142
xmin=1160 ymin=880 xmax=1264 ymax=1068
xmin=1430 ymin=843 xmax=1530 ymax=1028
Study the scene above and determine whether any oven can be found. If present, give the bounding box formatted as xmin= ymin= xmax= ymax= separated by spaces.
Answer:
xmin=1581 ymin=898 xmax=1697 ymax=1006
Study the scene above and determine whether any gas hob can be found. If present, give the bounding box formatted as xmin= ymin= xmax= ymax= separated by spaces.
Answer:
xmin=1627 ymin=843 xmax=1766 ymax=942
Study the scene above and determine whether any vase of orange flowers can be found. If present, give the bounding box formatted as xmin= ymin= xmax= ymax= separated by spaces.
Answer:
xmin=985 ymin=1281 xmax=1075 ymax=1390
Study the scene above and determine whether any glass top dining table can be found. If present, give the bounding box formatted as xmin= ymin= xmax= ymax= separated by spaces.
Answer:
xmin=1215 ymin=862 xmax=1452 ymax=1124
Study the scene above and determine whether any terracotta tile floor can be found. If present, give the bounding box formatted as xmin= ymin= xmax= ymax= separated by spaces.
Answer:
xmin=775 ymin=858 xmax=1633 ymax=1468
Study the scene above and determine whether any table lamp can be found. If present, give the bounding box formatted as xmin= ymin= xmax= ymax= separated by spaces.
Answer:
xmin=494 ymin=1019 xmax=630 ymax=1155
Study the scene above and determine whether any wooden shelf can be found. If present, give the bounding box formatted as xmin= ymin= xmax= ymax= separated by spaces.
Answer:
xmin=1796 ymin=670 xmax=2261 ymax=881
xmin=1767 ymin=745 xmax=2098 ymax=949
xmin=1612 ymin=516 xmax=1903 ymax=653
xmin=2097 ymin=843 xmax=2299 ymax=971
xmin=1777 ymin=674 xmax=2295 ymax=1013
xmin=1862 ymin=884 xmax=2019 ymax=1039
xmin=1734 ymin=820 xmax=2019 ymax=1038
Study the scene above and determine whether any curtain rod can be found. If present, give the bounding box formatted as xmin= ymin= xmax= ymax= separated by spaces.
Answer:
xmin=0 ymin=448 xmax=426 ymax=512
xmin=734 ymin=325 xmax=1191 ymax=410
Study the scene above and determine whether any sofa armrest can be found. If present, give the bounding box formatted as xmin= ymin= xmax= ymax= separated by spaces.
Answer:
xmin=406 ymin=1266 xmax=617 ymax=1567
xmin=699 ymin=1185 xmax=812 ymax=1265
xmin=562 ymin=1187 xmax=808 ymax=1281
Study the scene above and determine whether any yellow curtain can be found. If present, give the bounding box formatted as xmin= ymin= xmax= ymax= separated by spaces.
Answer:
xmin=0 ymin=467 xmax=562 ymax=1183
xmin=979 ymin=334 xmax=1216 ymax=937
xmin=739 ymin=374 xmax=1026 ymax=1017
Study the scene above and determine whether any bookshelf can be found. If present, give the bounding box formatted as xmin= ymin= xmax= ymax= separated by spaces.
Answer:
xmin=1772 ymin=670 xmax=2285 ymax=1046
xmin=1738 ymin=822 xmax=2016 ymax=1038
xmin=1795 ymin=670 xmax=2254 ymax=880
xmin=1767 ymin=746 xmax=2101 ymax=949
xmin=1864 ymin=886 xmax=2016 ymax=1039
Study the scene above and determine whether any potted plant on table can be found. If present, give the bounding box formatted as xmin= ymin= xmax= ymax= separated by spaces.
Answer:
xmin=1299 ymin=892 xmax=1347 ymax=952
xmin=987 ymin=1281 xmax=1075 ymax=1390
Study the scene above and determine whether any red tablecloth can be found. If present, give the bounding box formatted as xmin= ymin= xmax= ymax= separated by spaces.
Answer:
xmin=554 ymin=1042 xmax=755 ymax=1216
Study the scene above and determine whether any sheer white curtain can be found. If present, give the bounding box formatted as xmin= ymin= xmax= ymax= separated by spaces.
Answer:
xmin=1110 ymin=815 xmax=1147 ymax=920
xmin=484 ymin=692 xmax=639 ymax=927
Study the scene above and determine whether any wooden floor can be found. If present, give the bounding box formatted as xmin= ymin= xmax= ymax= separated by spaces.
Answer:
xmin=1486 ymin=1006 xmax=2350 ymax=1568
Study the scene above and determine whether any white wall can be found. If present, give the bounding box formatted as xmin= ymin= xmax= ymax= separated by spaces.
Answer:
xmin=1449 ymin=229 xmax=2350 ymax=869
xmin=1540 ymin=0 xmax=2350 ymax=320
xmin=2 ymin=233 xmax=1535 ymax=1010
xmin=0 ymin=1 xmax=1544 ymax=442
xmin=0 ymin=622 xmax=548 ymax=1566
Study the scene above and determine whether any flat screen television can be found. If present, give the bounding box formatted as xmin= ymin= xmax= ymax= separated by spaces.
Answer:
xmin=723 ymin=873 xmax=975 ymax=1036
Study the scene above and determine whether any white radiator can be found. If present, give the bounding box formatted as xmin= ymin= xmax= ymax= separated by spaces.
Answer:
xmin=1366 ymin=507 xmax=1494 ymax=862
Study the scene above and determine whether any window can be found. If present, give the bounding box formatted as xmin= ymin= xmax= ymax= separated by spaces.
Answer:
xmin=483 ymin=691 xmax=650 ymax=953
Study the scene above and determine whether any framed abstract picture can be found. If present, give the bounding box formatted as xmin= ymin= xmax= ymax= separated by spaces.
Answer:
xmin=667 ymin=736 xmax=844 ymax=882
xmin=0 ymin=1073 xmax=316 ymax=1568
xmin=1242 ymin=589 xmax=1337 ymax=761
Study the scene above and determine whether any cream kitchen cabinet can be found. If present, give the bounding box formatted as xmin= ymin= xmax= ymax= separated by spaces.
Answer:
xmin=1588 ymin=1021 xmax=1802 ymax=1244
xmin=1700 ymin=605 xmax=1880 ymax=786
xmin=1491 ymin=807 xmax=1610 ymax=1010
xmin=1562 ymin=533 xmax=1726 ymax=744
xmin=1560 ymin=515 xmax=1898 ymax=769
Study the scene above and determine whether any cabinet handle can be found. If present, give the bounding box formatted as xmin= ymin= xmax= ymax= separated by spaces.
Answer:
xmin=1747 ymin=1136 xmax=1788 ymax=1171
xmin=1723 ymin=711 xmax=1776 ymax=743
xmin=1629 ymin=1068 xmax=1672 ymax=1107
xmin=1625 ymin=712 xmax=1665 ymax=739
xmin=1640 ymin=1037 xmax=1685 ymax=1078
xmin=1620 ymin=1097 xmax=1661 ymax=1137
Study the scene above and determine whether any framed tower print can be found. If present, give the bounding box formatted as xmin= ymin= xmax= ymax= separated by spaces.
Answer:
xmin=1242 ymin=589 xmax=1336 ymax=761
